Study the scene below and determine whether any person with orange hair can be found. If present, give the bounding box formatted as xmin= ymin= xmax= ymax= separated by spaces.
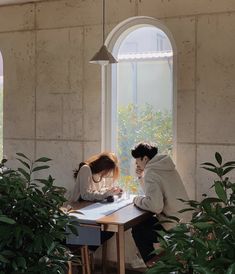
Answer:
xmin=70 ymin=152 xmax=122 ymax=202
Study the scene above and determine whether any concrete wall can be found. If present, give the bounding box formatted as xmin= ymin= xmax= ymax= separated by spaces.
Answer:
xmin=1 ymin=0 xmax=235 ymax=264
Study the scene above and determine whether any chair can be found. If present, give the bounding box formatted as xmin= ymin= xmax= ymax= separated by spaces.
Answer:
xmin=67 ymin=245 xmax=91 ymax=274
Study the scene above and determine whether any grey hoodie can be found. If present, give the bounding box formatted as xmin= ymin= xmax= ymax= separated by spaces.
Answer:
xmin=133 ymin=154 xmax=190 ymax=230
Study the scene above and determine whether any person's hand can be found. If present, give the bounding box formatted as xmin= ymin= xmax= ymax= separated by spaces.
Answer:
xmin=108 ymin=187 xmax=123 ymax=196
xmin=136 ymin=167 xmax=144 ymax=179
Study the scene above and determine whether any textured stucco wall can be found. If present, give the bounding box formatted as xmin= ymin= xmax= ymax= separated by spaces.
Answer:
xmin=1 ymin=0 xmax=235 ymax=264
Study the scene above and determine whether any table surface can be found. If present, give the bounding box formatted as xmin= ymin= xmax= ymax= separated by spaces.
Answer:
xmin=97 ymin=203 xmax=151 ymax=229
xmin=68 ymin=199 xmax=151 ymax=227
xmin=67 ymin=199 xmax=152 ymax=274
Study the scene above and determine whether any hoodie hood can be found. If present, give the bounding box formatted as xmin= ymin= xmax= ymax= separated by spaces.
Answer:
xmin=145 ymin=154 xmax=175 ymax=171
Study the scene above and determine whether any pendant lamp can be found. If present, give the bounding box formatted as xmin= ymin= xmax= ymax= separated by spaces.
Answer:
xmin=89 ymin=0 xmax=117 ymax=65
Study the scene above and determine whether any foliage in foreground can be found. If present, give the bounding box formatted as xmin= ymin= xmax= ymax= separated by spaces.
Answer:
xmin=0 ymin=153 xmax=78 ymax=274
xmin=148 ymin=152 xmax=235 ymax=274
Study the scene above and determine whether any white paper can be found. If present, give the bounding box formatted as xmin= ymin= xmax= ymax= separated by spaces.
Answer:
xmin=69 ymin=194 xmax=135 ymax=224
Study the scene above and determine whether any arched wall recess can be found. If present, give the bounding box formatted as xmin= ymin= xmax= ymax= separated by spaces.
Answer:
xmin=102 ymin=16 xmax=177 ymax=163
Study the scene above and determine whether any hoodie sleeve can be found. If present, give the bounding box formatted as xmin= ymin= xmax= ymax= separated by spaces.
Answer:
xmin=133 ymin=171 xmax=164 ymax=214
xmin=79 ymin=165 xmax=111 ymax=201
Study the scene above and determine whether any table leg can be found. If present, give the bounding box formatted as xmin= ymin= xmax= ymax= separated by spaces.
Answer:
xmin=102 ymin=241 xmax=107 ymax=274
xmin=116 ymin=225 xmax=125 ymax=274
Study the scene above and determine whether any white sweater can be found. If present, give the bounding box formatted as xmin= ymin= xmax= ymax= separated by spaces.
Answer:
xmin=134 ymin=154 xmax=191 ymax=230
xmin=69 ymin=165 xmax=112 ymax=202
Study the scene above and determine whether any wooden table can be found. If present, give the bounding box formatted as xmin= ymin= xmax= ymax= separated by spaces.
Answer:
xmin=97 ymin=203 xmax=151 ymax=274
xmin=69 ymin=201 xmax=151 ymax=274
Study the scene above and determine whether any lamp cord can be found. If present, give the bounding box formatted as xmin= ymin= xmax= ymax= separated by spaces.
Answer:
xmin=102 ymin=0 xmax=105 ymax=44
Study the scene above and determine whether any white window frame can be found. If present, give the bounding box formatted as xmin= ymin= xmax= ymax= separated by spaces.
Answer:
xmin=0 ymin=52 xmax=3 ymax=159
xmin=102 ymin=16 xmax=177 ymax=161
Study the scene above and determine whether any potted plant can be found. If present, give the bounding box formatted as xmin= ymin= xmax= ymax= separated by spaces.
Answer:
xmin=147 ymin=152 xmax=235 ymax=274
xmin=0 ymin=153 xmax=78 ymax=274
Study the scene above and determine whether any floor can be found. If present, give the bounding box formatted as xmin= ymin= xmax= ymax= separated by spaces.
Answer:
xmin=73 ymin=265 xmax=146 ymax=274
xmin=93 ymin=268 xmax=146 ymax=274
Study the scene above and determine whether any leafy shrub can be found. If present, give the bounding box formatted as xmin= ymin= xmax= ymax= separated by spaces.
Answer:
xmin=0 ymin=153 xmax=77 ymax=274
xmin=148 ymin=152 xmax=235 ymax=274
xmin=117 ymin=103 xmax=172 ymax=176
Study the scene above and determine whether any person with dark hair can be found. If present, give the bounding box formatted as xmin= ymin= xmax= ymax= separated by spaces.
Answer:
xmin=131 ymin=142 xmax=190 ymax=268
xmin=68 ymin=152 xmax=122 ymax=253
xmin=70 ymin=152 xmax=122 ymax=202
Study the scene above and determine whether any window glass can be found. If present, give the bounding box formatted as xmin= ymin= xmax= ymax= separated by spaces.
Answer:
xmin=114 ymin=27 xmax=173 ymax=191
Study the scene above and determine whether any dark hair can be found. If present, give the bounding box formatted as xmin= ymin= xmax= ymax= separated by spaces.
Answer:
xmin=73 ymin=152 xmax=119 ymax=182
xmin=131 ymin=142 xmax=158 ymax=160
xmin=73 ymin=162 xmax=86 ymax=178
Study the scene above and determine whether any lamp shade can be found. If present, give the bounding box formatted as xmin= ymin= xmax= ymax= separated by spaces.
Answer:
xmin=89 ymin=45 xmax=117 ymax=65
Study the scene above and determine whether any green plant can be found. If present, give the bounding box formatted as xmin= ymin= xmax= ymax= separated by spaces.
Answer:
xmin=117 ymin=103 xmax=172 ymax=177
xmin=148 ymin=152 xmax=235 ymax=274
xmin=0 ymin=153 xmax=78 ymax=274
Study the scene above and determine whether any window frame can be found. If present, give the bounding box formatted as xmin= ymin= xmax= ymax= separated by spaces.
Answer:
xmin=0 ymin=51 xmax=3 ymax=159
xmin=102 ymin=16 xmax=177 ymax=162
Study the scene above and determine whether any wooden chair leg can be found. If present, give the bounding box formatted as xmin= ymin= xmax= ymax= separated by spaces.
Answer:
xmin=69 ymin=245 xmax=91 ymax=274
xmin=68 ymin=261 xmax=72 ymax=274
xmin=84 ymin=245 xmax=91 ymax=274
xmin=81 ymin=246 xmax=87 ymax=274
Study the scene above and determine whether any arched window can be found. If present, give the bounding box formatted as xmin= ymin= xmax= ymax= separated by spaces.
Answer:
xmin=103 ymin=17 xmax=176 ymax=182
xmin=0 ymin=53 xmax=3 ymax=159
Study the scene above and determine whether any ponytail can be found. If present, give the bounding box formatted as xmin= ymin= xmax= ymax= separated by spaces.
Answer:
xmin=73 ymin=162 xmax=86 ymax=178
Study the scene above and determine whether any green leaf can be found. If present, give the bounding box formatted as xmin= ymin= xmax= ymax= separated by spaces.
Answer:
xmin=193 ymin=222 xmax=213 ymax=229
xmin=193 ymin=237 xmax=208 ymax=248
xmin=67 ymin=224 xmax=79 ymax=236
xmin=35 ymin=157 xmax=52 ymax=163
xmin=193 ymin=266 xmax=214 ymax=274
xmin=178 ymin=207 xmax=194 ymax=213
xmin=223 ymin=166 xmax=235 ymax=176
xmin=1 ymin=250 xmax=15 ymax=257
xmin=177 ymin=198 xmax=187 ymax=202
xmin=215 ymin=152 xmax=222 ymax=165
xmin=32 ymin=165 xmax=50 ymax=172
xmin=35 ymin=179 xmax=49 ymax=184
xmin=222 ymin=161 xmax=235 ymax=167
xmin=43 ymin=235 xmax=54 ymax=250
xmin=1 ymin=158 xmax=7 ymax=164
xmin=201 ymin=162 xmax=216 ymax=167
xmin=215 ymin=181 xmax=227 ymax=202
xmin=16 ymin=257 xmax=26 ymax=269
xmin=33 ymin=236 xmax=42 ymax=253
xmin=0 ymin=254 xmax=9 ymax=263
xmin=201 ymin=197 xmax=223 ymax=207
xmin=12 ymin=260 xmax=18 ymax=271
xmin=16 ymin=158 xmax=30 ymax=169
xmin=226 ymin=263 xmax=235 ymax=274
xmin=201 ymin=167 xmax=217 ymax=174
xmin=163 ymin=215 xmax=180 ymax=222
xmin=0 ymin=216 xmax=16 ymax=224
xmin=18 ymin=168 xmax=30 ymax=181
xmin=216 ymin=167 xmax=224 ymax=177
xmin=16 ymin=152 xmax=30 ymax=160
